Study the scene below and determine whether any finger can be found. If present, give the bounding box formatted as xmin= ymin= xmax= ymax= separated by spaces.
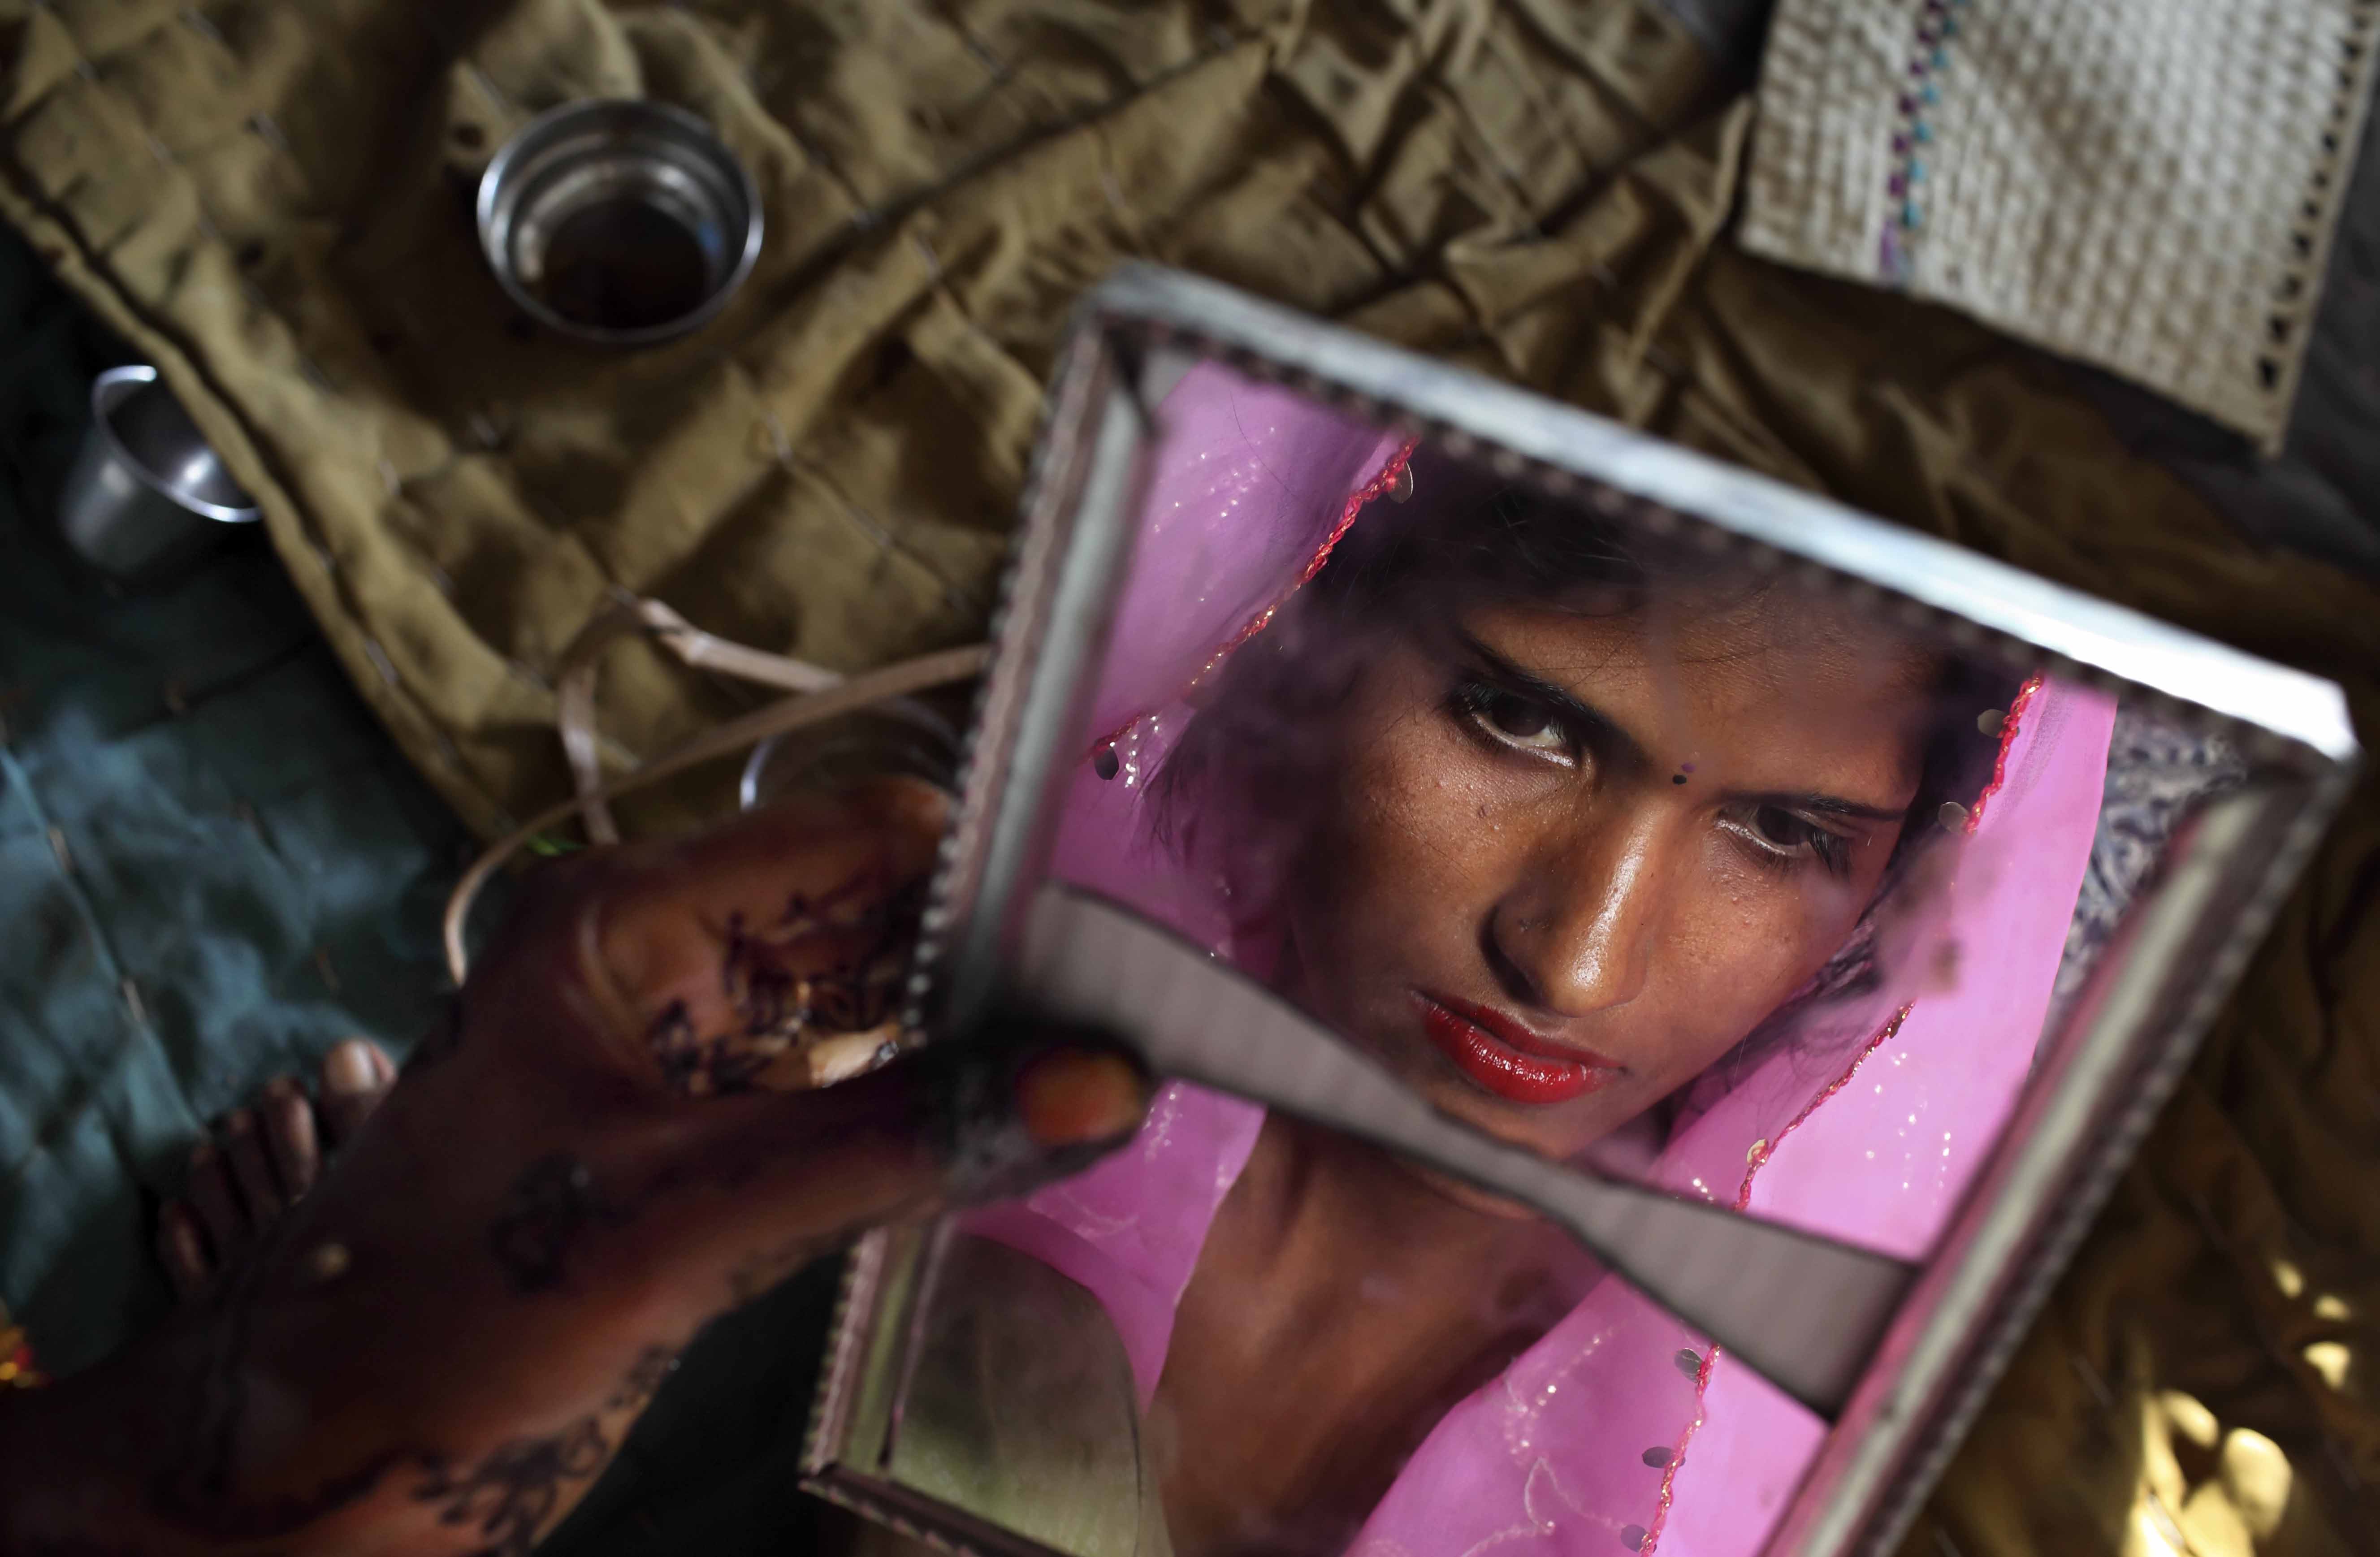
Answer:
xmin=259 ymin=1076 xmax=320 ymax=1200
xmin=156 ymin=1201 xmax=213 ymax=1300
xmin=643 ymin=1020 xmax=1153 ymax=1288
xmin=935 ymin=1034 xmax=1156 ymax=1206
xmin=183 ymin=1142 xmax=247 ymax=1263
xmin=320 ymin=1037 xmax=396 ymax=1145
xmin=571 ymin=779 xmax=951 ymax=1094
xmin=221 ymin=1108 xmax=285 ymax=1224
xmin=1012 ymin=1047 xmax=1155 ymax=1155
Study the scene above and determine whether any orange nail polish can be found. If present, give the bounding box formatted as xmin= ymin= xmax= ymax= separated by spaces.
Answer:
xmin=1014 ymin=1051 xmax=1147 ymax=1148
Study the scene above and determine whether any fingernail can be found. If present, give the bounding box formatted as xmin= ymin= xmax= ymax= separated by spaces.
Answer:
xmin=223 ymin=1108 xmax=251 ymax=1135
xmin=1015 ymin=1051 xmax=1147 ymax=1148
xmin=189 ymin=1142 xmax=216 ymax=1169
xmin=325 ymin=1039 xmax=376 ymax=1096
xmin=167 ymin=1208 xmax=204 ymax=1265
xmin=936 ymin=1029 xmax=1150 ymax=1203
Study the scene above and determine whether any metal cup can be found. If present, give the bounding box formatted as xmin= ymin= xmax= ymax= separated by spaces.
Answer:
xmin=476 ymin=99 xmax=764 ymax=347
xmin=56 ymin=365 xmax=260 ymax=580
xmin=740 ymin=698 xmax=964 ymax=812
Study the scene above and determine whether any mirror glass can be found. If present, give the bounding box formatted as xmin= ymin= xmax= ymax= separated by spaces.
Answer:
xmin=855 ymin=355 xmax=2255 ymax=1557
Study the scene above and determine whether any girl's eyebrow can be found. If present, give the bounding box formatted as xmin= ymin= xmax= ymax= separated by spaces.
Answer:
xmin=1748 ymin=792 xmax=1906 ymax=824
xmin=1457 ymin=631 xmax=1908 ymax=823
xmin=1456 ymin=630 xmax=1648 ymax=774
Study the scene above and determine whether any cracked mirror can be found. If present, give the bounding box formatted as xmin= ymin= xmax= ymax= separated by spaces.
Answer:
xmin=804 ymin=277 xmax=2354 ymax=1557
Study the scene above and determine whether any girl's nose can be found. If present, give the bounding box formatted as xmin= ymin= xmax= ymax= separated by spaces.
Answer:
xmin=1487 ymin=807 xmax=1669 ymax=1018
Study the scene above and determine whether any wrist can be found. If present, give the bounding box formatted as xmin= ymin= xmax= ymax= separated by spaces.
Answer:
xmin=0 ymin=1302 xmax=428 ymax=1557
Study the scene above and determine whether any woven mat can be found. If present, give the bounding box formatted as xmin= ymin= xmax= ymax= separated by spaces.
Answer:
xmin=1741 ymin=0 xmax=2380 ymax=452
xmin=2 ymin=2 xmax=2377 ymax=1552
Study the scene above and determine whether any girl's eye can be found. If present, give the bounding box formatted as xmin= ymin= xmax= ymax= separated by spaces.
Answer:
xmin=1726 ymin=803 xmax=1852 ymax=875
xmin=1455 ymin=682 xmax=1574 ymax=762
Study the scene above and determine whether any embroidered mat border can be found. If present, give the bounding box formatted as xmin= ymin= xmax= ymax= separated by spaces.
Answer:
xmin=1741 ymin=0 xmax=2380 ymax=451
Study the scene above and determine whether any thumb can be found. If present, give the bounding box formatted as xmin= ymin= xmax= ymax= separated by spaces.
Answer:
xmin=915 ymin=1013 xmax=1160 ymax=1207
xmin=634 ymin=1017 xmax=1154 ymax=1293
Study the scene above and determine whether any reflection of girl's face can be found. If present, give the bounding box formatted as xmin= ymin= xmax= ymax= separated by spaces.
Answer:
xmin=1280 ymin=593 xmax=1936 ymax=1163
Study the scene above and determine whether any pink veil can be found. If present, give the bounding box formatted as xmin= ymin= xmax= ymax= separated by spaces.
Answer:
xmin=961 ymin=363 xmax=2115 ymax=1556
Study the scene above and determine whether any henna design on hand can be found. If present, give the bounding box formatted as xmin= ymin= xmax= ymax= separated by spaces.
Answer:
xmin=644 ymin=871 xmax=923 ymax=1098
xmin=143 ymin=1336 xmax=675 ymax=1555
xmin=148 ymin=1217 xmax=411 ymax=1544
xmin=488 ymin=1155 xmax=632 ymax=1293
xmin=415 ymin=1419 xmax=605 ymax=1557
xmin=607 ymin=1345 xmax=679 ymax=1410
xmin=412 ymin=1346 xmax=678 ymax=1557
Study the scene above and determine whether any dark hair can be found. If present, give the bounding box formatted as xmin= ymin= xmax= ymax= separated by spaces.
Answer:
xmin=1149 ymin=455 xmax=2019 ymax=1078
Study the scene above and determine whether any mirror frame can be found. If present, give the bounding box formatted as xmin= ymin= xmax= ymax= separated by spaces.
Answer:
xmin=802 ymin=265 xmax=2359 ymax=1557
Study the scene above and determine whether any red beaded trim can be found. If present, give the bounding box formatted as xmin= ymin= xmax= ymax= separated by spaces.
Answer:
xmin=1638 ymin=1344 xmax=1712 ymax=1553
xmin=1642 ymin=680 xmax=2035 ymax=1544
xmin=1640 ymin=1002 xmax=1915 ymax=1554
xmin=1731 ymin=1003 xmax=1915 ymax=1208
xmin=1962 ymin=673 xmax=2042 ymax=836
xmin=1086 ymin=440 xmax=1419 ymax=762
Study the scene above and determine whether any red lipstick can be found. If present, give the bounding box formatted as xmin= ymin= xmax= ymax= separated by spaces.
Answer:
xmin=1415 ymin=993 xmax=1618 ymax=1106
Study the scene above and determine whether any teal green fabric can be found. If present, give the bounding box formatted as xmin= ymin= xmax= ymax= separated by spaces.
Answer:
xmin=0 ymin=226 xmax=475 ymax=1377
xmin=0 ymin=223 xmax=843 ymax=1549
